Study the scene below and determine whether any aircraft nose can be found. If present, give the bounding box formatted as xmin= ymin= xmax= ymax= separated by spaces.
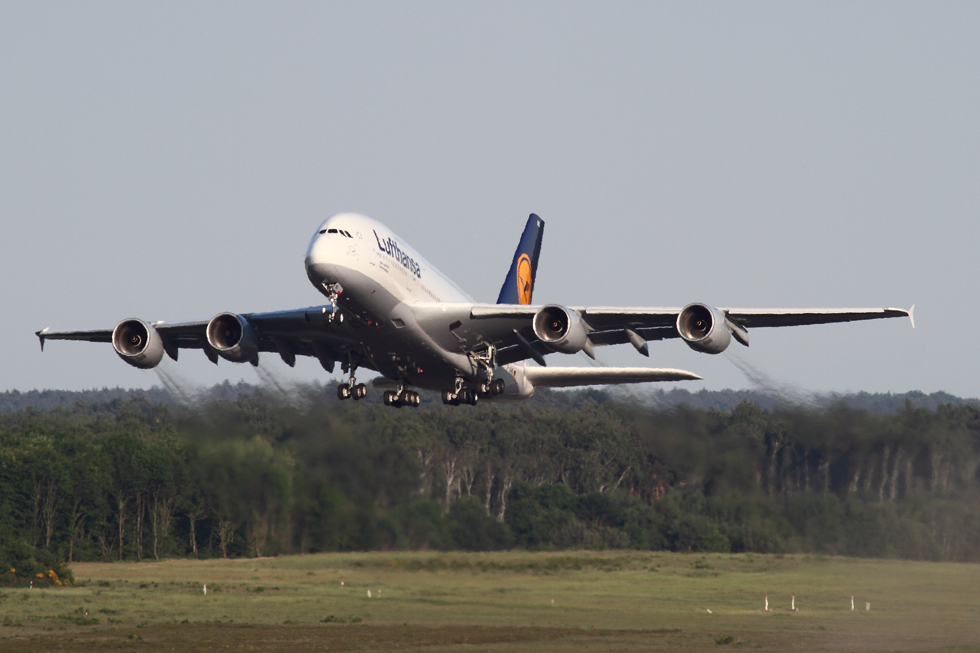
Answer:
xmin=305 ymin=233 xmax=344 ymax=284
xmin=305 ymin=233 xmax=332 ymax=266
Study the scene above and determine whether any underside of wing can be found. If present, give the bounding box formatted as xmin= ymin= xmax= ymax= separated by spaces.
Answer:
xmin=524 ymin=366 xmax=701 ymax=387
xmin=468 ymin=304 xmax=683 ymax=365
xmin=466 ymin=303 xmax=912 ymax=367
xmin=36 ymin=306 xmax=376 ymax=373
xmin=36 ymin=328 xmax=113 ymax=346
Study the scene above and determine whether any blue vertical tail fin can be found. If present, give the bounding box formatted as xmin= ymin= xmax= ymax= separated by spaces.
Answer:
xmin=496 ymin=214 xmax=544 ymax=305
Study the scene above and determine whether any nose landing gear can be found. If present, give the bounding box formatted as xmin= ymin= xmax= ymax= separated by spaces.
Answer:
xmin=323 ymin=282 xmax=344 ymax=322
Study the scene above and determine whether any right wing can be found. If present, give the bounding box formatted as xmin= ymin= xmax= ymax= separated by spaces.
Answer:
xmin=37 ymin=305 xmax=372 ymax=372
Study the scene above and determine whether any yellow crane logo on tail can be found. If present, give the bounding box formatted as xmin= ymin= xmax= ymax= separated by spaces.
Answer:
xmin=516 ymin=254 xmax=533 ymax=304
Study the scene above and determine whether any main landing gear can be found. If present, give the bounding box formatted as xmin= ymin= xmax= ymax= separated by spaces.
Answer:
xmin=338 ymin=381 xmax=367 ymax=401
xmin=441 ymin=378 xmax=505 ymax=406
xmin=383 ymin=380 xmax=420 ymax=408
xmin=383 ymin=389 xmax=420 ymax=408
xmin=337 ymin=350 xmax=366 ymax=401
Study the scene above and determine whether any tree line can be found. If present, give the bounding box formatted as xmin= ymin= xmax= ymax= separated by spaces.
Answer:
xmin=2 ymin=384 xmax=979 ymax=585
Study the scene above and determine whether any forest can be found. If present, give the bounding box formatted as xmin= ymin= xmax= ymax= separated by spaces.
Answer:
xmin=2 ymin=383 xmax=979 ymax=586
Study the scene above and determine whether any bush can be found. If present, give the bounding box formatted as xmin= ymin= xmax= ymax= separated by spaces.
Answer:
xmin=0 ymin=541 xmax=73 ymax=588
xmin=447 ymin=496 xmax=513 ymax=551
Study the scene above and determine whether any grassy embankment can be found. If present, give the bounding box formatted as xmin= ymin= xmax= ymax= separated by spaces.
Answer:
xmin=1 ymin=551 xmax=978 ymax=652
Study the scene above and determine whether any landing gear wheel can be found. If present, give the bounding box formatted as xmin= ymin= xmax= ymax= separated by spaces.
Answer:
xmin=490 ymin=379 xmax=505 ymax=396
xmin=355 ymin=383 xmax=367 ymax=400
xmin=338 ymin=384 xmax=351 ymax=400
xmin=383 ymin=390 xmax=395 ymax=406
xmin=410 ymin=391 xmax=421 ymax=407
xmin=442 ymin=390 xmax=454 ymax=405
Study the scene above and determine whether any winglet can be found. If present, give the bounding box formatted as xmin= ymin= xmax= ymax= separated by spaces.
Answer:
xmin=908 ymin=304 xmax=915 ymax=329
xmin=36 ymin=327 xmax=49 ymax=352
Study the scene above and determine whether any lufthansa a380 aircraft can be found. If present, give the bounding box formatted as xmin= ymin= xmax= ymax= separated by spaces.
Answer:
xmin=37 ymin=213 xmax=913 ymax=407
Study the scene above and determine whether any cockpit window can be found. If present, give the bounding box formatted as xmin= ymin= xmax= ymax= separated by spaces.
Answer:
xmin=318 ymin=229 xmax=327 ymax=234
xmin=342 ymin=230 xmax=353 ymax=238
xmin=327 ymin=228 xmax=338 ymax=234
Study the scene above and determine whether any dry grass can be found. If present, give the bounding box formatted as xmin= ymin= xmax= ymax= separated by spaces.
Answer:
xmin=1 ymin=551 xmax=978 ymax=651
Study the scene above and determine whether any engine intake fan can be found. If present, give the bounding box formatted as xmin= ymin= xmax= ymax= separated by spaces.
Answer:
xmin=532 ymin=305 xmax=589 ymax=354
xmin=112 ymin=319 xmax=165 ymax=369
xmin=676 ymin=303 xmax=732 ymax=354
xmin=207 ymin=313 xmax=260 ymax=364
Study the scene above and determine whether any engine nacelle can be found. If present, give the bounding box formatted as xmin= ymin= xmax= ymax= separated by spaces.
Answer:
xmin=676 ymin=303 xmax=732 ymax=354
xmin=206 ymin=313 xmax=259 ymax=363
xmin=532 ymin=305 xmax=588 ymax=354
xmin=112 ymin=319 xmax=165 ymax=369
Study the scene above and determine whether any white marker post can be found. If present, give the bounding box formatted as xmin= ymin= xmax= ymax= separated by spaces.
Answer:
xmin=791 ymin=593 xmax=797 ymax=612
xmin=866 ymin=602 xmax=870 ymax=611
xmin=367 ymin=589 xmax=372 ymax=598
xmin=203 ymin=584 xmax=207 ymax=596
xmin=851 ymin=593 xmax=854 ymax=611
xmin=764 ymin=593 xmax=769 ymax=612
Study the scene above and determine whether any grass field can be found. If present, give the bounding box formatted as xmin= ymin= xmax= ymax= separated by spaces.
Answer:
xmin=1 ymin=551 xmax=978 ymax=651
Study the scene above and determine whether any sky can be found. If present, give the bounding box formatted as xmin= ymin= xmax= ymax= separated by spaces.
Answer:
xmin=1 ymin=2 xmax=977 ymax=396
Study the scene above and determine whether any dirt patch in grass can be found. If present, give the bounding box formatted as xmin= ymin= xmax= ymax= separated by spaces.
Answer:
xmin=0 ymin=624 xmax=685 ymax=652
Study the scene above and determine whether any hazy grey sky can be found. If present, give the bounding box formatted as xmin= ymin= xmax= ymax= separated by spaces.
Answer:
xmin=2 ymin=2 xmax=977 ymax=396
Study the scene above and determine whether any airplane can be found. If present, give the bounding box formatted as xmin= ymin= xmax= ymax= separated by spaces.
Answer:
xmin=36 ymin=213 xmax=913 ymax=407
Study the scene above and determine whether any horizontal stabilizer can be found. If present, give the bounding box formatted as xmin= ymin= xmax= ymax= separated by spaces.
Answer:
xmin=524 ymin=366 xmax=700 ymax=388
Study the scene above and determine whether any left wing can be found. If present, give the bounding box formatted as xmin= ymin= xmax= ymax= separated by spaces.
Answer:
xmin=452 ymin=303 xmax=913 ymax=365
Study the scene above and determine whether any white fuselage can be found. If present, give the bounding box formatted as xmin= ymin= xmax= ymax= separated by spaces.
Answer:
xmin=303 ymin=213 xmax=532 ymax=396
xmin=305 ymin=213 xmax=472 ymax=307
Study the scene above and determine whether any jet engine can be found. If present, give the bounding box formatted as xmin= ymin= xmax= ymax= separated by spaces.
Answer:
xmin=532 ymin=305 xmax=588 ymax=354
xmin=206 ymin=313 xmax=260 ymax=364
xmin=676 ymin=303 xmax=731 ymax=354
xmin=112 ymin=319 xmax=165 ymax=369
